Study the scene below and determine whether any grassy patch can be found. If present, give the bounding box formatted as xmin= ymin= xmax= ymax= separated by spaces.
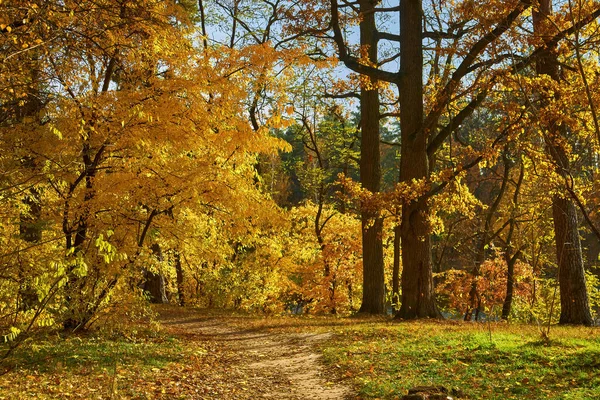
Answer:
xmin=0 ymin=308 xmax=247 ymax=400
xmin=319 ymin=321 xmax=600 ymax=399
xmin=0 ymin=306 xmax=329 ymax=399
xmin=2 ymin=307 xmax=599 ymax=399
xmin=0 ymin=330 xmax=200 ymax=399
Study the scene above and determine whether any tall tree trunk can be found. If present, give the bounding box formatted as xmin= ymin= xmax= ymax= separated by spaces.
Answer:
xmin=174 ymin=251 xmax=185 ymax=306
xmin=17 ymin=65 xmax=43 ymax=311
xmin=502 ymin=160 xmax=525 ymax=320
xmin=552 ymin=195 xmax=591 ymax=324
xmin=62 ymin=64 xmax=112 ymax=330
xmin=392 ymin=222 xmax=401 ymax=311
xmin=357 ymin=0 xmax=385 ymax=314
xmin=501 ymin=251 xmax=518 ymax=320
xmin=143 ymin=243 xmax=169 ymax=304
xmin=18 ymin=185 xmax=42 ymax=311
xmin=63 ymin=138 xmax=99 ymax=330
xmin=396 ymin=0 xmax=440 ymax=319
xmin=534 ymin=0 xmax=592 ymax=325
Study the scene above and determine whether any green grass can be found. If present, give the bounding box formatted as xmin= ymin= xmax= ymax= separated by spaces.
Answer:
xmin=2 ymin=308 xmax=599 ymax=399
xmin=320 ymin=321 xmax=600 ymax=399
xmin=0 ymin=328 xmax=205 ymax=399
xmin=11 ymin=334 xmax=181 ymax=374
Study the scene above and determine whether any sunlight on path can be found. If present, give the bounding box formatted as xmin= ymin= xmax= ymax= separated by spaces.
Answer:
xmin=159 ymin=308 xmax=353 ymax=400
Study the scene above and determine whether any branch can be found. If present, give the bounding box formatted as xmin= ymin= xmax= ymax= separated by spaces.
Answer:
xmin=329 ymin=0 xmax=400 ymax=84
xmin=376 ymin=29 xmax=467 ymax=42
xmin=138 ymin=209 xmax=159 ymax=247
xmin=101 ymin=52 xmax=118 ymax=93
xmin=323 ymin=91 xmax=360 ymax=99
xmin=565 ymin=174 xmax=600 ymax=242
xmin=465 ymin=53 xmax=523 ymax=74
xmin=512 ymin=5 xmax=600 ymax=73
xmin=427 ymin=88 xmax=489 ymax=157
xmin=424 ymin=1 xmax=531 ymax=132
xmin=426 ymin=119 xmax=517 ymax=198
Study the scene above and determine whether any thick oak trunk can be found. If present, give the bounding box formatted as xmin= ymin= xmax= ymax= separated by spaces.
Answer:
xmin=396 ymin=0 xmax=440 ymax=319
xmin=534 ymin=0 xmax=592 ymax=326
xmin=553 ymin=194 xmax=592 ymax=324
xmin=357 ymin=0 xmax=385 ymax=314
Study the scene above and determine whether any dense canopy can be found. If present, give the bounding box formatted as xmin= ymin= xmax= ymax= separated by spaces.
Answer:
xmin=2 ymin=0 xmax=600 ymax=346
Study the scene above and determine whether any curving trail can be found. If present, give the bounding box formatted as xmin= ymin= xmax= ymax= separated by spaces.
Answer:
xmin=158 ymin=307 xmax=353 ymax=400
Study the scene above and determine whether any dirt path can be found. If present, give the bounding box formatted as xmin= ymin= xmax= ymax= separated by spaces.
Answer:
xmin=158 ymin=308 xmax=354 ymax=400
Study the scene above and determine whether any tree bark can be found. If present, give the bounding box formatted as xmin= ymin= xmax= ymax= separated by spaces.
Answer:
xmin=174 ymin=251 xmax=185 ymax=306
xmin=501 ymin=160 xmax=525 ymax=320
xmin=552 ymin=195 xmax=591 ymax=324
xmin=392 ymin=222 xmax=401 ymax=311
xmin=396 ymin=0 xmax=440 ymax=319
xmin=357 ymin=0 xmax=385 ymax=314
xmin=17 ymin=72 xmax=43 ymax=311
xmin=534 ymin=0 xmax=592 ymax=325
xmin=143 ymin=243 xmax=169 ymax=304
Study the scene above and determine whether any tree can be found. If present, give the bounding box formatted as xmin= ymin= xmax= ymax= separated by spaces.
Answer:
xmin=0 ymin=0 xmax=293 ymax=333
xmin=396 ymin=0 xmax=440 ymax=319
xmin=533 ymin=0 xmax=593 ymax=325
xmin=356 ymin=0 xmax=385 ymax=314
xmin=327 ymin=0 xmax=600 ymax=321
xmin=329 ymin=0 xmax=531 ymax=318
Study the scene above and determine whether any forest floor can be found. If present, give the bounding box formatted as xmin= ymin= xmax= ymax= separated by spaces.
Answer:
xmin=0 ymin=306 xmax=356 ymax=399
xmin=156 ymin=306 xmax=354 ymax=399
xmin=2 ymin=306 xmax=600 ymax=399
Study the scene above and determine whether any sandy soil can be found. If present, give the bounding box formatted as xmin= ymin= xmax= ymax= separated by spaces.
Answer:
xmin=158 ymin=308 xmax=354 ymax=400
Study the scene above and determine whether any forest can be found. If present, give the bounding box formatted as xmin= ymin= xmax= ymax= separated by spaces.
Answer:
xmin=2 ymin=0 xmax=600 ymax=398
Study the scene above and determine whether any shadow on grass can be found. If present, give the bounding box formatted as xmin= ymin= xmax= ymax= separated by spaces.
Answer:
xmin=2 ymin=336 xmax=181 ymax=374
